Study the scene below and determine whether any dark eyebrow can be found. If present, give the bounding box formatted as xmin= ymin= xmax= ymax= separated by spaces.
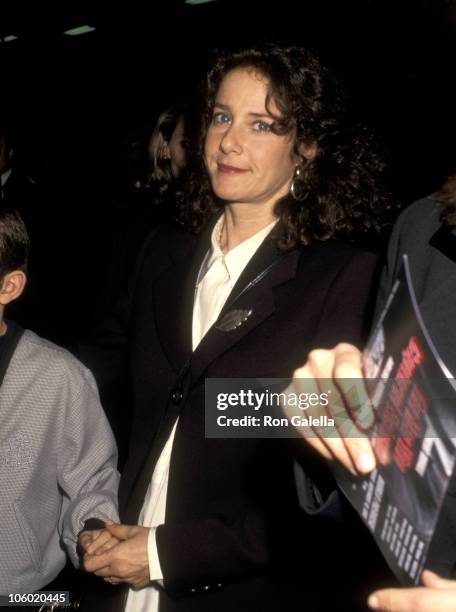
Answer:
xmin=247 ymin=112 xmax=273 ymax=119
xmin=213 ymin=103 xmax=272 ymax=120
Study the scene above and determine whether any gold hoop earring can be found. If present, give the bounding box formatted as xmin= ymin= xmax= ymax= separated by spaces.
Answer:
xmin=290 ymin=164 xmax=306 ymax=201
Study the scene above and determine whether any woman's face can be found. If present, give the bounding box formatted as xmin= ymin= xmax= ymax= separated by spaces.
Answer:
xmin=164 ymin=117 xmax=187 ymax=178
xmin=204 ymin=68 xmax=298 ymax=212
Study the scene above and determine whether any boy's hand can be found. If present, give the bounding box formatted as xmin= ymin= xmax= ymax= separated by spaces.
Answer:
xmin=79 ymin=520 xmax=120 ymax=555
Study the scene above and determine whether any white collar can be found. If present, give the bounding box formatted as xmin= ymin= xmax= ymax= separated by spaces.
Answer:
xmin=198 ymin=215 xmax=277 ymax=287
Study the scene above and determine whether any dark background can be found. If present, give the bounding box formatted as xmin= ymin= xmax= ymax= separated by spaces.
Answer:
xmin=1 ymin=0 xmax=456 ymax=341
xmin=2 ymin=0 xmax=456 ymax=201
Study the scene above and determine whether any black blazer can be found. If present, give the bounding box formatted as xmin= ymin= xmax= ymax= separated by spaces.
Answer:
xmin=81 ymin=218 xmax=379 ymax=611
xmin=376 ymin=195 xmax=456 ymax=373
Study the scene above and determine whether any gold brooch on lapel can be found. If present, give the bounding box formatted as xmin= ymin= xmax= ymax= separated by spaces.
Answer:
xmin=216 ymin=309 xmax=253 ymax=332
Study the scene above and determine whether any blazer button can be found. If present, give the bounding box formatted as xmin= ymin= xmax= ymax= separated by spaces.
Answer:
xmin=171 ymin=389 xmax=183 ymax=405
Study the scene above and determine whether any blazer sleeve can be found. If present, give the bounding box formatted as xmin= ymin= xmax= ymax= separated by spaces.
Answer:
xmin=155 ymin=507 xmax=271 ymax=596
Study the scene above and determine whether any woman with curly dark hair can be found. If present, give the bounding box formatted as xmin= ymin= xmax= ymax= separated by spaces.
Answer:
xmin=80 ymin=43 xmax=391 ymax=612
xmin=178 ymin=44 xmax=389 ymax=248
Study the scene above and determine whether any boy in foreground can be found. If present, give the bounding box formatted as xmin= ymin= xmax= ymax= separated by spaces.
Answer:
xmin=0 ymin=208 xmax=119 ymax=598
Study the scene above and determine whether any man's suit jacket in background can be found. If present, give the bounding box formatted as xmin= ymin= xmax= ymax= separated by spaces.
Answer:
xmin=376 ymin=196 xmax=456 ymax=579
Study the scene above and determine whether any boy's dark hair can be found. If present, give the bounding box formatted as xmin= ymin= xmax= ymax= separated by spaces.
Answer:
xmin=0 ymin=208 xmax=29 ymax=279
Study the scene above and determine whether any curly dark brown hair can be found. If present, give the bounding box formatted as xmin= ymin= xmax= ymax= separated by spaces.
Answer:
xmin=177 ymin=43 xmax=391 ymax=249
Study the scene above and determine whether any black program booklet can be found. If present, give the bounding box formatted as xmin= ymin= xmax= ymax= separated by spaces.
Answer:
xmin=334 ymin=254 xmax=456 ymax=585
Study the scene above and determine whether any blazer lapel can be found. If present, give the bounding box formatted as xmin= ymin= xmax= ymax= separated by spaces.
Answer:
xmin=191 ymin=236 xmax=301 ymax=384
xmin=153 ymin=221 xmax=216 ymax=372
